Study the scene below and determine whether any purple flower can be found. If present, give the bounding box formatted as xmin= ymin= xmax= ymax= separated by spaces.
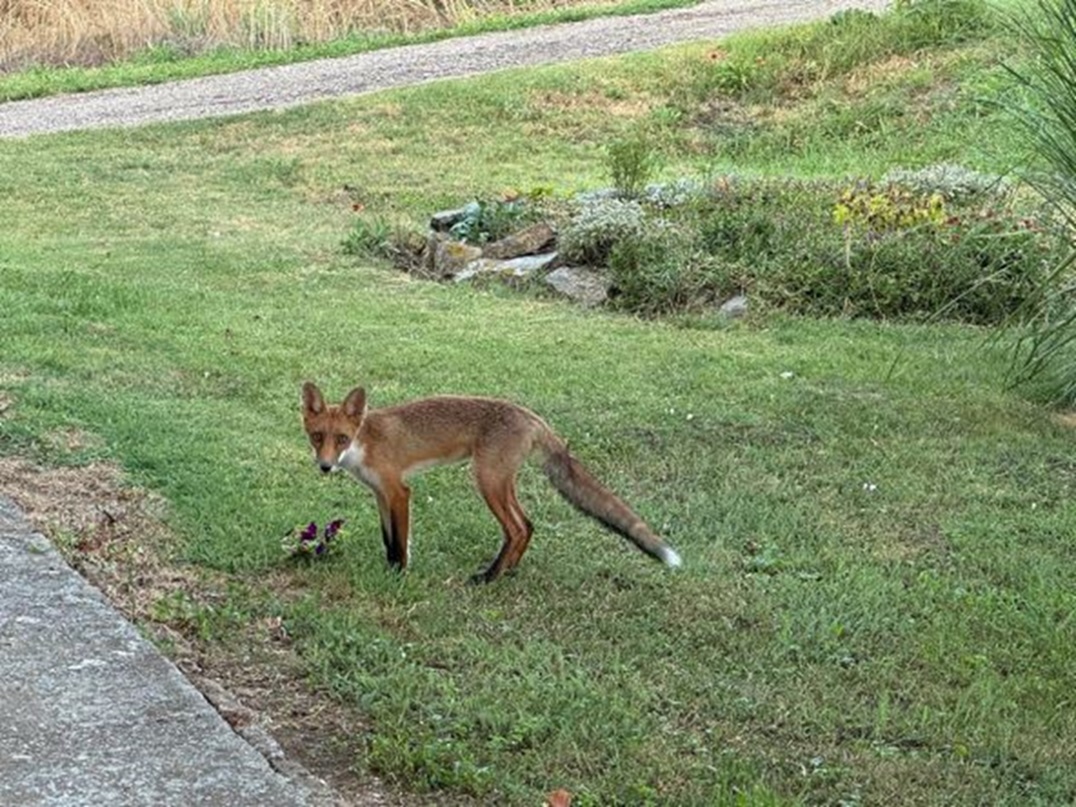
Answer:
xmin=324 ymin=519 xmax=344 ymax=541
xmin=286 ymin=518 xmax=346 ymax=559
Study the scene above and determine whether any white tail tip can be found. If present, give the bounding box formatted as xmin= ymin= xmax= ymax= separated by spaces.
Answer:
xmin=660 ymin=545 xmax=683 ymax=569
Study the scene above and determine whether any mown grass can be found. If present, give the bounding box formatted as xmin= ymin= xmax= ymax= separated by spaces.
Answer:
xmin=2 ymin=3 xmax=1075 ymax=805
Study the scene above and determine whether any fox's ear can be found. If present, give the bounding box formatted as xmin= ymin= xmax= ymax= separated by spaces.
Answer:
xmin=342 ymin=386 xmax=367 ymax=420
xmin=301 ymin=382 xmax=324 ymax=415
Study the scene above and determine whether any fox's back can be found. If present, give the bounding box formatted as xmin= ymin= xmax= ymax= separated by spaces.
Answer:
xmin=363 ymin=396 xmax=548 ymax=467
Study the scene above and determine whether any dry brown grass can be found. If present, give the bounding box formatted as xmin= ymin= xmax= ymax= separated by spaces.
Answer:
xmin=0 ymin=0 xmax=575 ymax=70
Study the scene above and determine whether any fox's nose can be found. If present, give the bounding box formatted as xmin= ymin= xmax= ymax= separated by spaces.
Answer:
xmin=318 ymin=462 xmax=334 ymax=474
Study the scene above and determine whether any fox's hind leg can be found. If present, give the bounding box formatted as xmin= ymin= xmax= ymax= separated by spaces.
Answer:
xmin=471 ymin=469 xmax=533 ymax=583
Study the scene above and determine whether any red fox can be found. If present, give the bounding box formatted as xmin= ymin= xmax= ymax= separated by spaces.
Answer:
xmin=301 ymin=382 xmax=682 ymax=582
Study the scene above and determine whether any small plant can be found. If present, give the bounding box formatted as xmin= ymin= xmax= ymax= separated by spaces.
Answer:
xmin=833 ymin=181 xmax=947 ymax=238
xmin=604 ymin=133 xmax=660 ymax=199
xmin=449 ymin=197 xmax=528 ymax=245
xmin=344 ymin=215 xmax=428 ymax=272
xmin=343 ymin=215 xmax=394 ymax=257
xmin=283 ymin=519 xmax=346 ymax=559
xmin=709 ymin=58 xmax=761 ymax=96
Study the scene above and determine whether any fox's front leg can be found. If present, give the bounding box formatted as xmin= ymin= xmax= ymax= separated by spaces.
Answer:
xmin=373 ymin=482 xmax=411 ymax=570
xmin=373 ymin=491 xmax=399 ymax=566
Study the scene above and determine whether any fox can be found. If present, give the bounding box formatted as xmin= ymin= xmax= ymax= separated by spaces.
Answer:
xmin=300 ymin=381 xmax=682 ymax=582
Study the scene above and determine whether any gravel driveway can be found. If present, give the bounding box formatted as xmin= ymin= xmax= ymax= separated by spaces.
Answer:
xmin=0 ymin=0 xmax=888 ymax=138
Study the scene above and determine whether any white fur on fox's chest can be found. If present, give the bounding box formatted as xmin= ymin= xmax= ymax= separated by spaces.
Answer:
xmin=338 ymin=442 xmax=380 ymax=488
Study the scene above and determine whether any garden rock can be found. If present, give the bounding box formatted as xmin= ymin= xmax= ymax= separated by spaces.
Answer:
xmin=718 ymin=294 xmax=748 ymax=319
xmin=424 ymin=234 xmax=483 ymax=279
xmin=545 ymin=267 xmax=610 ymax=307
xmin=430 ymin=207 xmax=470 ymax=232
xmin=454 ymin=252 xmax=559 ymax=283
xmin=481 ymin=222 xmax=556 ymax=260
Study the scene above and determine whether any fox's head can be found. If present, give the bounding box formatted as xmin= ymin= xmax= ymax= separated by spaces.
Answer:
xmin=301 ymin=382 xmax=367 ymax=474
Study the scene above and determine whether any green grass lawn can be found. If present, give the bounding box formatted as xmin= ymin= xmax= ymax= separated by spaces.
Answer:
xmin=2 ymin=4 xmax=1075 ymax=805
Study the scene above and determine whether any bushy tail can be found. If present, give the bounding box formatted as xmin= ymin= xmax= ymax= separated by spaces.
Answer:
xmin=535 ymin=429 xmax=682 ymax=568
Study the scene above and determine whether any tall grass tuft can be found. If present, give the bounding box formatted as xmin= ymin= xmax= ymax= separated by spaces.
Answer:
xmin=1004 ymin=0 xmax=1076 ymax=404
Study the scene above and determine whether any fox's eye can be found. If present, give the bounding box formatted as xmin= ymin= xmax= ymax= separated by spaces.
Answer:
xmin=310 ymin=432 xmax=324 ymax=446
xmin=335 ymin=434 xmax=350 ymax=448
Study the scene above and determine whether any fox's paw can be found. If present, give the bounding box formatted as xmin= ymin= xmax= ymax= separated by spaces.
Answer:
xmin=468 ymin=570 xmax=493 ymax=585
xmin=469 ymin=566 xmax=518 ymax=585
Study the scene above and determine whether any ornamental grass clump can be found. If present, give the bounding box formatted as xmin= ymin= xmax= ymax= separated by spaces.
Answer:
xmin=1003 ymin=0 xmax=1076 ymax=404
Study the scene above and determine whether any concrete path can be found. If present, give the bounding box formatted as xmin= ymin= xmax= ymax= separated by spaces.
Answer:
xmin=0 ymin=0 xmax=889 ymax=138
xmin=0 ymin=498 xmax=321 ymax=807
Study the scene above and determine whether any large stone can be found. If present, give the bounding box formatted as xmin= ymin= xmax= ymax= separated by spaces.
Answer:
xmin=423 ymin=235 xmax=483 ymax=279
xmin=544 ymin=267 xmax=610 ymax=307
xmin=454 ymin=252 xmax=559 ymax=283
xmin=718 ymin=293 xmax=748 ymax=319
xmin=429 ymin=205 xmax=473 ymax=232
xmin=481 ymin=222 xmax=556 ymax=260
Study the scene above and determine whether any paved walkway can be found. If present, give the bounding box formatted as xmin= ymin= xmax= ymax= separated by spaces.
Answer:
xmin=0 ymin=498 xmax=323 ymax=807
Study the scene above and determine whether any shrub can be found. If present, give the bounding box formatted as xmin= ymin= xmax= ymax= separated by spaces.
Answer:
xmin=734 ymin=178 xmax=1054 ymax=323
xmin=828 ymin=207 xmax=1051 ymax=323
xmin=834 ymin=181 xmax=946 ymax=236
xmin=558 ymin=197 xmax=651 ymax=266
xmin=643 ymin=178 xmax=706 ymax=208
xmin=607 ymin=230 xmax=731 ymax=316
xmin=582 ymin=175 xmax=1058 ymax=323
